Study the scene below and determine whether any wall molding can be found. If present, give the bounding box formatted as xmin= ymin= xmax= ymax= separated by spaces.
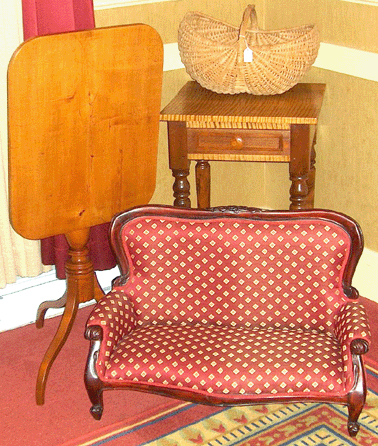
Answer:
xmin=340 ymin=0 xmax=378 ymax=5
xmin=354 ymin=248 xmax=378 ymax=302
xmin=313 ymin=42 xmax=378 ymax=83
xmin=94 ymin=0 xmax=177 ymax=10
xmin=94 ymin=0 xmax=378 ymax=11
xmin=163 ymin=42 xmax=184 ymax=71
xmin=163 ymin=41 xmax=378 ymax=83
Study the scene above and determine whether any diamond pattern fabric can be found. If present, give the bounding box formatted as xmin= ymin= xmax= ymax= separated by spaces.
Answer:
xmin=88 ymin=290 xmax=136 ymax=376
xmin=105 ymin=324 xmax=345 ymax=397
xmin=119 ymin=217 xmax=350 ymax=332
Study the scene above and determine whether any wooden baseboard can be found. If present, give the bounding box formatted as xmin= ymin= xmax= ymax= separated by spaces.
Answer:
xmin=0 ymin=267 xmax=117 ymax=332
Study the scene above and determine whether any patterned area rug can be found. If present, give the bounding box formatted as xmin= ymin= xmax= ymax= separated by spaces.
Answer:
xmin=63 ymin=368 xmax=378 ymax=446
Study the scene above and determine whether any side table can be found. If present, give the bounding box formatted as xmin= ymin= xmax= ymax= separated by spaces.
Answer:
xmin=160 ymin=81 xmax=325 ymax=210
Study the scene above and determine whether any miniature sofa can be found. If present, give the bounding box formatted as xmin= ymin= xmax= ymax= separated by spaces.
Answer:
xmin=84 ymin=205 xmax=371 ymax=436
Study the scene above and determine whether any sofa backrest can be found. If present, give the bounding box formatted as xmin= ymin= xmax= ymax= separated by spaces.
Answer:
xmin=113 ymin=207 xmax=362 ymax=333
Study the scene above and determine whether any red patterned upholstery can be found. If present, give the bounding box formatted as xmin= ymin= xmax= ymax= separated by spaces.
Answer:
xmin=105 ymin=325 xmax=345 ymax=395
xmin=85 ymin=206 xmax=371 ymax=436
xmin=114 ymin=218 xmax=352 ymax=329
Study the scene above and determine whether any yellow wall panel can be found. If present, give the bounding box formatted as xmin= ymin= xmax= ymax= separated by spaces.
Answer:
xmin=95 ymin=0 xmax=378 ymax=252
xmin=265 ymin=0 xmax=378 ymax=52
xmin=264 ymin=0 xmax=378 ymax=251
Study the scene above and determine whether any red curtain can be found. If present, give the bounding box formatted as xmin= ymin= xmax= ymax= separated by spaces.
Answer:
xmin=21 ymin=0 xmax=116 ymax=278
xmin=22 ymin=0 xmax=95 ymax=39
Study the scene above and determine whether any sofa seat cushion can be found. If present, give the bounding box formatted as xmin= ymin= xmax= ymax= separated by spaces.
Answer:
xmin=105 ymin=324 xmax=345 ymax=397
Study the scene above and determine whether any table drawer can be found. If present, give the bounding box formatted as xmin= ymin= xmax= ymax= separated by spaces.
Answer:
xmin=187 ymin=128 xmax=290 ymax=159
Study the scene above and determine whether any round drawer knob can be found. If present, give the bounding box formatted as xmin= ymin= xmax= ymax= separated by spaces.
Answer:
xmin=231 ymin=136 xmax=243 ymax=149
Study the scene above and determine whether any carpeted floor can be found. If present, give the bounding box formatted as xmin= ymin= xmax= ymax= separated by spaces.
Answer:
xmin=72 ymin=389 xmax=378 ymax=445
xmin=1 ymin=305 xmax=182 ymax=446
xmin=1 ymin=297 xmax=377 ymax=445
xmin=56 ymin=383 xmax=378 ymax=445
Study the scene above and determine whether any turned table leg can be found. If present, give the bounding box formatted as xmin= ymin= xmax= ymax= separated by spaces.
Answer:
xmin=36 ymin=228 xmax=104 ymax=405
xmin=305 ymin=133 xmax=317 ymax=208
xmin=167 ymin=121 xmax=191 ymax=208
xmin=172 ymin=168 xmax=191 ymax=208
xmin=195 ymin=160 xmax=210 ymax=209
xmin=289 ymin=124 xmax=313 ymax=210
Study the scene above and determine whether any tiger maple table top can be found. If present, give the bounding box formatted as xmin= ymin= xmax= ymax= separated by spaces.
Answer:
xmin=160 ymin=81 xmax=326 ymax=127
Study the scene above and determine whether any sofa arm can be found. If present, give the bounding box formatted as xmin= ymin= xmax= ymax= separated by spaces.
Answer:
xmin=335 ymin=301 xmax=371 ymax=351
xmin=335 ymin=300 xmax=371 ymax=389
xmin=334 ymin=301 xmax=371 ymax=390
xmin=85 ymin=289 xmax=137 ymax=377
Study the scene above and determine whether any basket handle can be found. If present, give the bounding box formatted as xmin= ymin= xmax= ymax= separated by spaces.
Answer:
xmin=238 ymin=4 xmax=259 ymax=39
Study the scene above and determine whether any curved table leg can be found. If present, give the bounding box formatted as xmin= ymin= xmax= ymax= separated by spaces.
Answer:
xmin=36 ymin=289 xmax=79 ymax=405
xmin=36 ymin=228 xmax=99 ymax=405
xmin=36 ymin=292 xmax=67 ymax=329
xmin=35 ymin=270 xmax=104 ymax=329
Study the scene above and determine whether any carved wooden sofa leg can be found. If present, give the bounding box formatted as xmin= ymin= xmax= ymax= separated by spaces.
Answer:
xmin=347 ymin=339 xmax=369 ymax=437
xmin=348 ymin=409 xmax=362 ymax=437
xmin=85 ymin=326 xmax=105 ymax=420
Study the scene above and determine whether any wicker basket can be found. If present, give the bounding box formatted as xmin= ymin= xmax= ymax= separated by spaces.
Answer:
xmin=178 ymin=5 xmax=320 ymax=95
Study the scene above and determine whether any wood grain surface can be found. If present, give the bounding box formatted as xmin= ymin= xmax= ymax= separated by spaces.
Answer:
xmin=8 ymin=24 xmax=163 ymax=239
xmin=160 ymin=81 xmax=326 ymax=126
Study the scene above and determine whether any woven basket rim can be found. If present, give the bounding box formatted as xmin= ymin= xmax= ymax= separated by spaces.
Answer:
xmin=179 ymin=32 xmax=319 ymax=54
xmin=179 ymin=22 xmax=319 ymax=54
xmin=182 ymin=10 xmax=317 ymax=37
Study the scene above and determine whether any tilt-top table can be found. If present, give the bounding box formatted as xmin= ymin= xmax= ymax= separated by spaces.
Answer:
xmin=8 ymin=24 xmax=163 ymax=405
xmin=160 ymin=81 xmax=325 ymax=209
